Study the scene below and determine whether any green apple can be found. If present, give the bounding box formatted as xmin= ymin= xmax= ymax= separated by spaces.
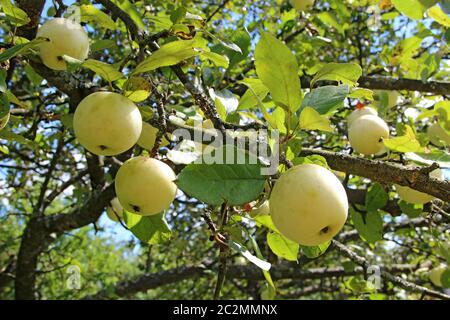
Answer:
xmin=0 ymin=112 xmax=10 ymax=130
xmin=395 ymin=169 xmax=443 ymax=204
xmin=137 ymin=122 xmax=170 ymax=150
xmin=73 ymin=92 xmax=142 ymax=156
xmin=115 ymin=156 xmax=177 ymax=215
xmin=429 ymin=265 xmax=447 ymax=287
xmin=347 ymin=106 xmax=378 ymax=127
xmin=106 ymin=197 xmax=124 ymax=222
xmin=348 ymin=115 xmax=389 ymax=155
xmin=36 ymin=18 xmax=90 ymax=71
xmin=269 ymin=164 xmax=348 ymax=246
xmin=289 ymin=0 xmax=315 ymax=11
xmin=427 ymin=122 xmax=450 ymax=147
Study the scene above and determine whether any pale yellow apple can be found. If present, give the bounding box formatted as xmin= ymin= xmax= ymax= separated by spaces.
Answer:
xmin=347 ymin=106 xmax=378 ymax=127
xmin=106 ymin=197 xmax=124 ymax=222
xmin=137 ymin=122 xmax=170 ymax=150
xmin=289 ymin=0 xmax=315 ymax=11
xmin=36 ymin=18 xmax=90 ymax=71
xmin=250 ymin=200 xmax=270 ymax=217
xmin=115 ymin=156 xmax=177 ymax=215
xmin=0 ymin=112 xmax=10 ymax=130
xmin=427 ymin=123 xmax=450 ymax=147
xmin=348 ymin=115 xmax=389 ymax=155
xmin=73 ymin=92 xmax=142 ymax=156
xmin=269 ymin=164 xmax=348 ymax=246
xmin=429 ymin=265 xmax=447 ymax=287
xmin=395 ymin=169 xmax=443 ymax=204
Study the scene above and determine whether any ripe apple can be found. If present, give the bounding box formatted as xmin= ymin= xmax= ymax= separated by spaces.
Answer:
xmin=73 ymin=92 xmax=142 ymax=156
xmin=36 ymin=18 xmax=90 ymax=71
xmin=348 ymin=115 xmax=389 ymax=155
xmin=106 ymin=197 xmax=124 ymax=222
xmin=137 ymin=122 xmax=170 ymax=150
xmin=0 ymin=112 xmax=10 ymax=130
xmin=427 ymin=123 xmax=450 ymax=147
xmin=250 ymin=200 xmax=270 ymax=217
xmin=289 ymin=0 xmax=315 ymax=11
xmin=269 ymin=164 xmax=348 ymax=246
xmin=347 ymin=106 xmax=378 ymax=127
xmin=115 ymin=156 xmax=177 ymax=215
xmin=395 ymin=169 xmax=443 ymax=204
xmin=429 ymin=265 xmax=447 ymax=287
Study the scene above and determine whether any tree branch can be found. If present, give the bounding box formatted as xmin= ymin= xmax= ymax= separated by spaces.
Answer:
xmin=332 ymin=240 xmax=450 ymax=300
xmin=84 ymin=263 xmax=418 ymax=299
xmin=301 ymin=148 xmax=450 ymax=202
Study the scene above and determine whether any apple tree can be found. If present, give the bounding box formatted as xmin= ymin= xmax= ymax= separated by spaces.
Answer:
xmin=0 ymin=0 xmax=450 ymax=300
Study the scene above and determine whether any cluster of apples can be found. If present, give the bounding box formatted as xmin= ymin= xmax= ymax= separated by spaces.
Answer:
xmin=36 ymin=18 xmax=177 ymax=217
xmin=35 ymin=18 xmax=444 ymax=272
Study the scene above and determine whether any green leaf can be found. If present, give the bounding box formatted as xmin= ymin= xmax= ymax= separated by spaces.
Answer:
xmin=91 ymin=39 xmax=117 ymax=52
xmin=348 ymin=88 xmax=374 ymax=101
xmin=255 ymin=32 xmax=301 ymax=112
xmin=0 ymin=38 xmax=49 ymax=63
xmin=398 ymin=200 xmax=423 ymax=218
xmin=133 ymin=38 xmax=204 ymax=75
xmin=82 ymin=59 xmax=124 ymax=83
xmin=392 ymin=0 xmax=438 ymax=20
xmin=442 ymin=269 xmax=450 ymax=288
xmin=301 ymin=241 xmax=331 ymax=259
xmin=201 ymin=51 xmax=229 ymax=68
xmin=299 ymin=107 xmax=333 ymax=132
xmin=80 ymin=4 xmax=116 ymax=29
xmin=253 ymin=214 xmax=279 ymax=233
xmin=405 ymin=151 xmax=450 ymax=168
xmin=0 ymin=69 xmax=6 ymax=93
xmin=351 ymin=208 xmax=383 ymax=244
xmin=123 ymin=77 xmax=151 ymax=102
xmin=123 ymin=211 xmax=171 ymax=245
xmin=0 ymin=0 xmax=30 ymax=26
xmin=176 ymin=146 xmax=266 ymax=206
xmin=237 ymin=78 xmax=269 ymax=110
xmin=384 ymin=125 xmax=424 ymax=153
xmin=434 ymin=101 xmax=450 ymax=133
xmin=209 ymin=88 xmax=238 ymax=116
xmin=228 ymin=239 xmax=271 ymax=271
xmin=5 ymin=91 xmax=27 ymax=108
xmin=0 ymin=129 xmax=35 ymax=146
xmin=292 ymin=155 xmax=330 ymax=168
xmin=365 ymin=183 xmax=389 ymax=212
xmin=0 ymin=93 xmax=9 ymax=118
xmin=202 ymin=30 xmax=242 ymax=54
xmin=301 ymin=85 xmax=349 ymax=114
xmin=62 ymin=55 xmax=83 ymax=73
xmin=247 ymin=234 xmax=275 ymax=289
xmin=112 ymin=0 xmax=145 ymax=30
xmin=0 ymin=145 xmax=9 ymax=154
xmin=311 ymin=63 xmax=362 ymax=87
xmin=267 ymin=232 xmax=299 ymax=261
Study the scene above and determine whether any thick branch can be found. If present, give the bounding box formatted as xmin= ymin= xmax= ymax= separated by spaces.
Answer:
xmin=85 ymin=263 xmax=417 ymax=299
xmin=301 ymin=148 xmax=450 ymax=202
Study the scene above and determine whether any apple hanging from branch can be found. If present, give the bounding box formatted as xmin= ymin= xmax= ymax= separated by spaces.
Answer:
xmin=115 ymin=156 xmax=177 ymax=216
xmin=73 ymin=92 xmax=142 ymax=156
xmin=348 ymin=115 xmax=389 ymax=155
xmin=36 ymin=18 xmax=90 ymax=71
xmin=269 ymin=164 xmax=348 ymax=246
